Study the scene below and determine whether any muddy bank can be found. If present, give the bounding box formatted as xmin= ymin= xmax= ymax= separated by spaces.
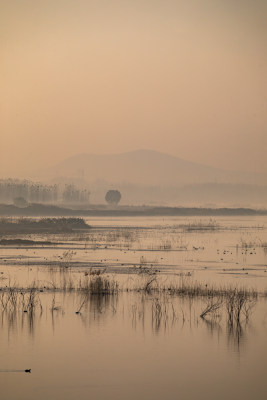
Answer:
xmin=0 ymin=239 xmax=56 ymax=246
xmin=0 ymin=217 xmax=90 ymax=234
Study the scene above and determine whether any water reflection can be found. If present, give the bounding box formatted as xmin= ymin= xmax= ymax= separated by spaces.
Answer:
xmin=76 ymin=292 xmax=119 ymax=329
xmin=202 ymin=317 xmax=223 ymax=337
xmin=226 ymin=322 xmax=247 ymax=351
xmin=0 ymin=292 xmax=260 ymax=354
xmin=202 ymin=316 xmax=248 ymax=353
xmin=1 ymin=308 xmax=43 ymax=338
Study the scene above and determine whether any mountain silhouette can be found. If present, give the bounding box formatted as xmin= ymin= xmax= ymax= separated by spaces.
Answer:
xmin=41 ymin=149 xmax=265 ymax=186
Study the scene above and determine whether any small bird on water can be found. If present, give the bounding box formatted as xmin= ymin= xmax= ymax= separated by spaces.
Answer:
xmin=25 ymin=369 xmax=31 ymax=373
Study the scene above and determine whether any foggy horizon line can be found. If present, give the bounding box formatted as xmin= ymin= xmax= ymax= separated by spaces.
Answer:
xmin=1 ymin=147 xmax=266 ymax=180
xmin=53 ymin=148 xmax=267 ymax=176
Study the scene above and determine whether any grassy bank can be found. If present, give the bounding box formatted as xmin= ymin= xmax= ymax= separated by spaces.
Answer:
xmin=0 ymin=217 xmax=90 ymax=234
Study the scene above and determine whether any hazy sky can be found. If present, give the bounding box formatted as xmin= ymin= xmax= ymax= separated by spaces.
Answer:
xmin=1 ymin=0 xmax=267 ymax=178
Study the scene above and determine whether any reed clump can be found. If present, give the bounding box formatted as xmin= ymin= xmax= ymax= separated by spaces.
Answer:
xmin=78 ymin=274 xmax=118 ymax=294
xmin=199 ymin=288 xmax=256 ymax=326
xmin=225 ymin=289 xmax=256 ymax=325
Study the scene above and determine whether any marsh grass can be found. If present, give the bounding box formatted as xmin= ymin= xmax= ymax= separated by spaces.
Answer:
xmin=0 ymin=278 xmax=261 ymax=350
xmin=239 ymin=238 xmax=267 ymax=249
xmin=132 ymin=275 xmax=258 ymax=325
xmin=180 ymin=219 xmax=220 ymax=232
xmin=105 ymin=229 xmax=136 ymax=243
xmin=0 ymin=284 xmax=42 ymax=313
xmin=0 ymin=272 xmax=259 ymax=330
xmin=160 ymin=276 xmax=258 ymax=299
xmin=79 ymin=229 xmax=138 ymax=250
xmin=158 ymin=240 xmax=172 ymax=250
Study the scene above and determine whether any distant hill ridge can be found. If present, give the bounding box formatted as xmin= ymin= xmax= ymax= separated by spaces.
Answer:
xmin=42 ymin=149 xmax=266 ymax=186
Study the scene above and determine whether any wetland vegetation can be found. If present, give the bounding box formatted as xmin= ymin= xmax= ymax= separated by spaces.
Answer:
xmin=0 ymin=215 xmax=267 ymax=400
xmin=0 ymin=217 xmax=90 ymax=234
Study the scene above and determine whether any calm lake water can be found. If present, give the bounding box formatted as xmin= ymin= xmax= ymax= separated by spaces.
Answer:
xmin=0 ymin=216 xmax=267 ymax=399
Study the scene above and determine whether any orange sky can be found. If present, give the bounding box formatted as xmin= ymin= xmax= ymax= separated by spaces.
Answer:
xmin=1 ymin=0 xmax=267 ymax=178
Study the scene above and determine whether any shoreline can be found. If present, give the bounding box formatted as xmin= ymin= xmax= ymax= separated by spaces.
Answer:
xmin=0 ymin=203 xmax=267 ymax=217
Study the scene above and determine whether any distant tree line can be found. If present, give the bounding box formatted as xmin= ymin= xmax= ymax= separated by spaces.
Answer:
xmin=62 ymin=184 xmax=90 ymax=204
xmin=0 ymin=180 xmax=90 ymax=205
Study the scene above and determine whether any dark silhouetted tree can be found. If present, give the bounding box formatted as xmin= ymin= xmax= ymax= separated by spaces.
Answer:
xmin=13 ymin=197 xmax=28 ymax=208
xmin=105 ymin=190 xmax=121 ymax=205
